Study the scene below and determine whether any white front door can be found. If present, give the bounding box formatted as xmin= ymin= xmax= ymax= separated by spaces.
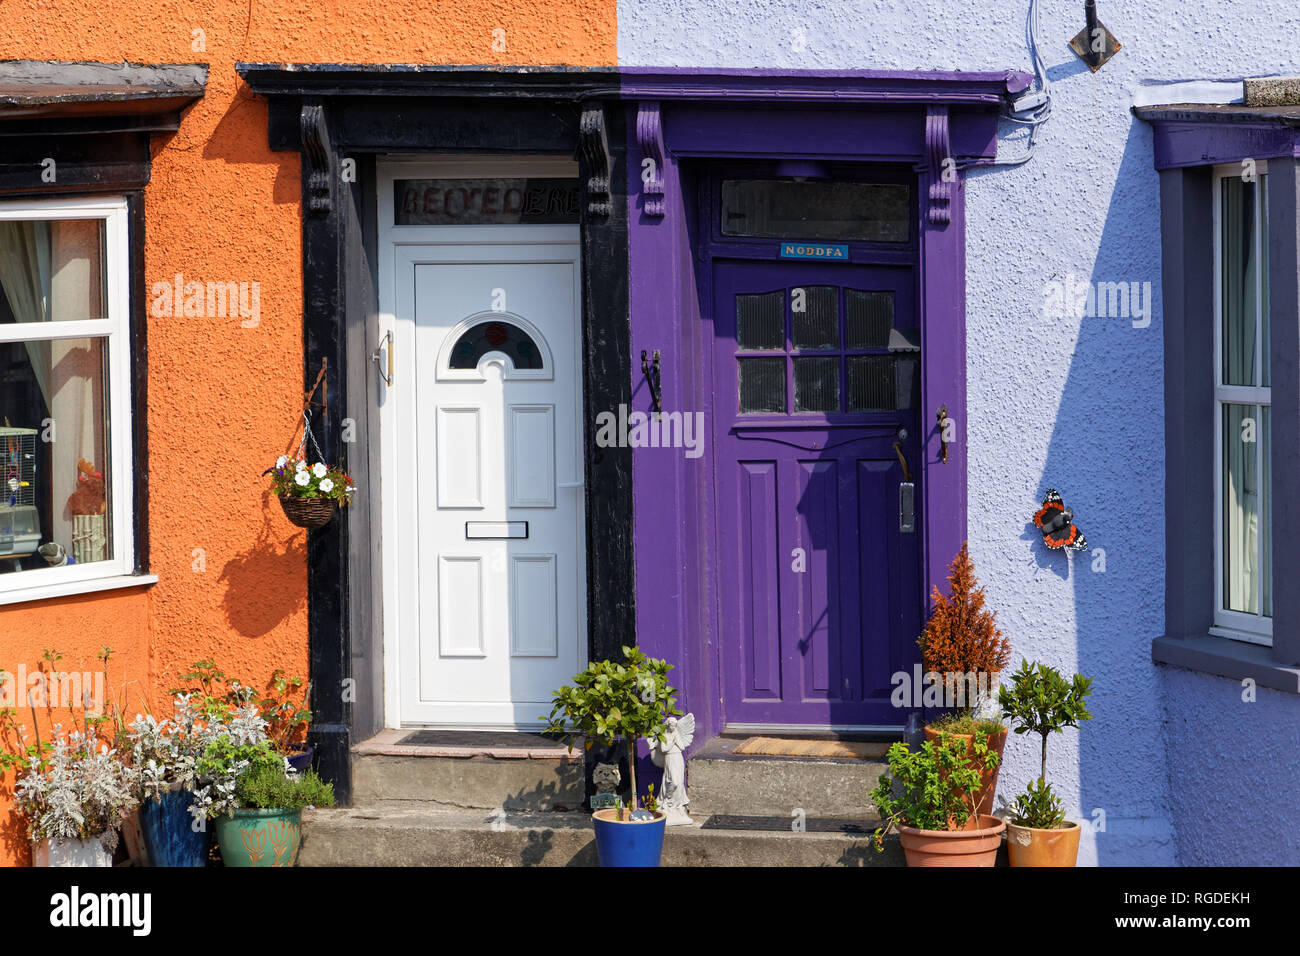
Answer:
xmin=385 ymin=224 xmax=586 ymax=727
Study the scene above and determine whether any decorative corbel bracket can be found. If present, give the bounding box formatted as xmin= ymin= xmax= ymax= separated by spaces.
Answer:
xmin=636 ymin=101 xmax=666 ymax=218
xmin=924 ymin=106 xmax=952 ymax=227
xmin=578 ymin=102 xmax=612 ymax=219
xmin=300 ymin=99 xmax=334 ymax=218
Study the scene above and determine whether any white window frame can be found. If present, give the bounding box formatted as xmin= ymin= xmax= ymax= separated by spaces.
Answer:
xmin=0 ymin=195 xmax=145 ymax=605
xmin=1211 ymin=163 xmax=1272 ymax=645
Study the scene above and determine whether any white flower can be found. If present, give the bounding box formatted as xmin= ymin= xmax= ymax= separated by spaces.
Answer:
xmin=312 ymin=463 xmax=327 ymax=478
xmin=295 ymin=471 xmax=310 ymax=487
xmin=276 ymin=455 xmax=289 ymax=469
xmin=295 ymin=460 xmax=308 ymax=472
xmin=318 ymin=478 xmax=334 ymax=494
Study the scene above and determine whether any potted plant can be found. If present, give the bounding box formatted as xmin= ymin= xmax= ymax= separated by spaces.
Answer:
xmin=542 ymin=645 xmax=680 ymax=867
xmin=128 ymin=694 xmax=219 ymax=867
xmin=9 ymin=726 xmax=138 ymax=867
xmin=917 ymin=543 xmax=1012 ymax=816
xmin=268 ymin=455 xmax=353 ymax=529
xmin=190 ymin=703 xmax=334 ymax=867
xmin=997 ymin=659 xmax=1094 ymax=867
xmin=259 ymin=670 xmax=314 ymax=772
xmin=870 ymin=731 xmax=1005 ymax=867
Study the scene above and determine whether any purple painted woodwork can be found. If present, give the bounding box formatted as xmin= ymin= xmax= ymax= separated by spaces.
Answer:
xmin=710 ymin=261 xmax=922 ymax=726
xmin=625 ymin=71 xmax=1002 ymax=743
xmin=1134 ymin=105 xmax=1300 ymax=170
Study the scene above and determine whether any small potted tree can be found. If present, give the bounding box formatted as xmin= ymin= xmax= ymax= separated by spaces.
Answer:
xmin=918 ymin=543 xmax=1012 ymax=816
xmin=997 ymin=659 xmax=1094 ymax=867
xmin=543 ymin=645 xmax=680 ymax=867
xmin=870 ymin=731 xmax=1006 ymax=866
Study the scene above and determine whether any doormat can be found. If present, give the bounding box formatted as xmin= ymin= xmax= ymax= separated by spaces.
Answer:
xmin=396 ymin=730 xmax=565 ymax=749
xmin=731 ymin=737 xmax=889 ymax=759
xmin=700 ymin=814 xmax=879 ymax=835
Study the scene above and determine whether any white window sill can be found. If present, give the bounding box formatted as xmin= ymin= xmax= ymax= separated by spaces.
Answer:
xmin=0 ymin=573 xmax=159 ymax=607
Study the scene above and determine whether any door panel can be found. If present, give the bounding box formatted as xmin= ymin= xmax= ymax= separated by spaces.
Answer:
xmin=401 ymin=248 xmax=585 ymax=727
xmin=712 ymin=260 xmax=922 ymax=728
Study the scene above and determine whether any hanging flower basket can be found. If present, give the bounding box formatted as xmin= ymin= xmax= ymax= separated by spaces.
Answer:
xmin=267 ymin=364 xmax=353 ymax=531
xmin=278 ymin=495 xmax=338 ymax=529
xmin=268 ymin=455 xmax=354 ymax=530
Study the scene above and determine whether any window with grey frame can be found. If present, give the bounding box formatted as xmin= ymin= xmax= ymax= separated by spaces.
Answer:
xmin=1213 ymin=166 xmax=1272 ymax=644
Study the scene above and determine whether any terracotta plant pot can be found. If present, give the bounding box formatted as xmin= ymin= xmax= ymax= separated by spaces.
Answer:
xmin=1006 ymin=819 xmax=1081 ymax=867
xmin=898 ymin=814 xmax=1006 ymax=867
xmin=923 ymin=725 xmax=1008 ymax=818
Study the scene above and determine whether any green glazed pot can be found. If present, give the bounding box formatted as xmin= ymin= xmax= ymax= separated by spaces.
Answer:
xmin=215 ymin=808 xmax=303 ymax=867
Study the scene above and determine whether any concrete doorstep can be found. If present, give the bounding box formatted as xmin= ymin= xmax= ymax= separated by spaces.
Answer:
xmin=297 ymin=803 xmax=902 ymax=867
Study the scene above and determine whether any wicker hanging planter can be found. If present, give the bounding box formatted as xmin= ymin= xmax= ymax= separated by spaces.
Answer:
xmin=278 ymin=495 xmax=338 ymax=530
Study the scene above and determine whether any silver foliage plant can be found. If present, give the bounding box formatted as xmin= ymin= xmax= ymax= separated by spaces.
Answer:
xmin=128 ymin=692 xmax=274 ymax=823
xmin=13 ymin=727 xmax=138 ymax=853
xmin=186 ymin=700 xmax=274 ymax=824
xmin=127 ymin=693 xmax=209 ymax=800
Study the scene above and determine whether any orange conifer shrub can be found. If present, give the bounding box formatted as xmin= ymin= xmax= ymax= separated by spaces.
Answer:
xmin=917 ymin=543 xmax=1011 ymax=714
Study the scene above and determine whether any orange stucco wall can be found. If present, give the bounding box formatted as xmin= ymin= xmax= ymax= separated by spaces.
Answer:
xmin=0 ymin=0 xmax=616 ymax=865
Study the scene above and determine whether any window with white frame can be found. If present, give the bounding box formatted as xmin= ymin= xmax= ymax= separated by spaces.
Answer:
xmin=1212 ymin=165 xmax=1272 ymax=644
xmin=0 ymin=196 xmax=135 ymax=596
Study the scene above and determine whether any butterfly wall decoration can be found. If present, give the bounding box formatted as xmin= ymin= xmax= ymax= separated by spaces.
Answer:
xmin=1033 ymin=489 xmax=1088 ymax=551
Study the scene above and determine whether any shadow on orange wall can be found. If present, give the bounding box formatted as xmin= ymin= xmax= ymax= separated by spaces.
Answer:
xmin=219 ymin=496 xmax=308 ymax=638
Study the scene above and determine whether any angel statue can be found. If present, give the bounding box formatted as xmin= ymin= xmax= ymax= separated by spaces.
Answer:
xmin=648 ymin=713 xmax=695 ymax=826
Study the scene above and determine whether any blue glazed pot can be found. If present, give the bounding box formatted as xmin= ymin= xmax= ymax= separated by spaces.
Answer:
xmin=286 ymin=746 xmax=315 ymax=774
xmin=591 ymin=808 xmax=666 ymax=867
xmin=139 ymin=788 xmax=208 ymax=867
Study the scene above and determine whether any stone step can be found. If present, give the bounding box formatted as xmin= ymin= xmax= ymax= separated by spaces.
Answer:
xmin=351 ymin=731 xmax=585 ymax=810
xmin=686 ymin=751 xmax=888 ymax=818
xmin=298 ymin=804 xmax=902 ymax=867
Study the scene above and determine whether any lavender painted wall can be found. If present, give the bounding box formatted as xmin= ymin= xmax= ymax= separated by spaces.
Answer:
xmin=619 ymin=0 xmax=1300 ymax=865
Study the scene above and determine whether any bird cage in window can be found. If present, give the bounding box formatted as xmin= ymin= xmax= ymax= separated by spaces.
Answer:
xmin=1 ymin=427 xmax=39 ymax=559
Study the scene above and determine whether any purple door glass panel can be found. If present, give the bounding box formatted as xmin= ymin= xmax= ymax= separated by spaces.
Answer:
xmin=712 ymin=260 xmax=923 ymax=728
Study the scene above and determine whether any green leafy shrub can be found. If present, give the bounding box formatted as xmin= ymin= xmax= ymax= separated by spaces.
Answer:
xmin=1006 ymin=777 xmax=1065 ymax=829
xmin=542 ymin=645 xmax=680 ymax=813
xmin=869 ymin=731 xmax=999 ymax=851
xmin=235 ymin=763 xmax=335 ymax=811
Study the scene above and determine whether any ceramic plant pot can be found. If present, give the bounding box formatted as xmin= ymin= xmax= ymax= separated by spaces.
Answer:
xmin=1006 ymin=819 xmax=1081 ymax=867
xmin=923 ymin=725 xmax=1008 ymax=818
xmin=139 ymin=788 xmax=209 ymax=867
xmin=121 ymin=808 xmax=150 ymax=867
xmin=897 ymin=814 xmax=1006 ymax=867
xmin=591 ymin=808 xmax=666 ymax=867
xmin=32 ymin=837 xmax=113 ymax=868
xmin=286 ymin=745 xmax=315 ymax=774
xmin=215 ymin=808 xmax=303 ymax=867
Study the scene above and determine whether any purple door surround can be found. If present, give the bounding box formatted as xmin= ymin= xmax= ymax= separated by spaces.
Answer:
xmin=624 ymin=70 xmax=1024 ymax=744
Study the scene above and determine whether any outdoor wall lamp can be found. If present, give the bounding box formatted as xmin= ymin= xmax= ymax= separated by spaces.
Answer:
xmin=1069 ymin=0 xmax=1121 ymax=72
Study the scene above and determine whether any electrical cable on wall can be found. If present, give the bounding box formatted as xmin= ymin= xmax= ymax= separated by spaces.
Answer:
xmin=990 ymin=0 xmax=1053 ymax=167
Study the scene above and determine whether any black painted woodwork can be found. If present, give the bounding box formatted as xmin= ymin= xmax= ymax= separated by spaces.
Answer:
xmin=237 ymin=65 xmax=634 ymax=801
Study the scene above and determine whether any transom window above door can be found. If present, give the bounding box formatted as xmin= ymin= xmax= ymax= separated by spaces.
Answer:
xmin=733 ymin=286 xmax=919 ymax=415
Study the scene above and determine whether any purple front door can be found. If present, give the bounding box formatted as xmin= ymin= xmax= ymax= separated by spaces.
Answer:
xmin=711 ymin=259 xmax=923 ymax=728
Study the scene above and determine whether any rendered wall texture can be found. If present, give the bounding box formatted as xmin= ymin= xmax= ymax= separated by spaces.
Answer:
xmin=619 ymin=0 xmax=1300 ymax=865
xmin=0 ymin=0 xmax=615 ymax=866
